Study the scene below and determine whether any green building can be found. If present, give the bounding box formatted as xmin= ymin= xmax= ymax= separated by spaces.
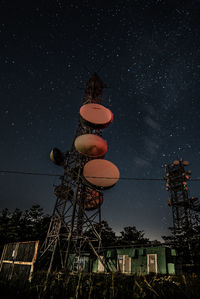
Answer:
xmin=68 ymin=246 xmax=178 ymax=275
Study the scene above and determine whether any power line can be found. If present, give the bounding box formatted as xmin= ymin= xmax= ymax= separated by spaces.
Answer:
xmin=1 ymin=169 xmax=200 ymax=182
xmin=0 ymin=170 xmax=59 ymax=177
xmin=0 ymin=170 xmax=161 ymax=180
xmin=0 ymin=170 xmax=162 ymax=180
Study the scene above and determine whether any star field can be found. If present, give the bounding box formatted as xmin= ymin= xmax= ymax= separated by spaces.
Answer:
xmin=1 ymin=0 xmax=200 ymax=240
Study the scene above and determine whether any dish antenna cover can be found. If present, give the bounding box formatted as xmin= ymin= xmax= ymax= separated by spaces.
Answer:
xmin=74 ymin=134 xmax=108 ymax=158
xmin=84 ymin=188 xmax=103 ymax=211
xmin=80 ymin=103 xmax=113 ymax=129
xmin=50 ymin=148 xmax=65 ymax=166
xmin=83 ymin=159 xmax=120 ymax=189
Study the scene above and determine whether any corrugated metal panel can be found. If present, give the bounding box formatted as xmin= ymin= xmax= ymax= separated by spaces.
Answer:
xmin=0 ymin=263 xmax=13 ymax=280
xmin=129 ymin=249 xmax=135 ymax=257
xmin=139 ymin=248 xmax=144 ymax=255
xmin=106 ymin=249 xmax=116 ymax=258
xmin=4 ymin=243 xmax=16 ymax=260
xmin=171 ymin=249 xmax=176 ymax=256
xmin=0 ymin=241 xmax=39 ymax=282
xmin=168 ymin=263 xmax=175 ymax=274
xmin=16 ymin=242 xmax=36 ymax=262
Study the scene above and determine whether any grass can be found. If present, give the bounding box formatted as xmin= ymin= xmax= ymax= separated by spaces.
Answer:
xmin=0 ymin=272 xmax=200 ymax=299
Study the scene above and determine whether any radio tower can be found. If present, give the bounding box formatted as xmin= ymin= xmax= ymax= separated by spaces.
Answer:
xmin=164 ymin=159 xmax=200 ymax=265
xmin=40 ymin=74 xmax=119 ymax=277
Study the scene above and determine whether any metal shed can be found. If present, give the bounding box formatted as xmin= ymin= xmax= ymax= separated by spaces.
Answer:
xmin=92 ymin=246 xmax=177 ymax=275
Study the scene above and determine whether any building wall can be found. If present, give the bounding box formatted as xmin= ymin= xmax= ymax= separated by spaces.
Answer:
xmin=92 ymin=246 xmax=177 ymax=275
xmin=115 ymin=247 xmax=167 ymax=275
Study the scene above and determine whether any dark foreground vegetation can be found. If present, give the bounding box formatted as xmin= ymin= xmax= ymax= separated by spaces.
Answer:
xmin=0 ymin=272 xmax=200 ymax=299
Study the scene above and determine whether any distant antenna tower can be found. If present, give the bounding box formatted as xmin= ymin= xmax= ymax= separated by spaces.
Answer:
xmin=164 ymin=159 xmax=200 ymax=263
xmin=39 ymin=73 xmax=119 ymax=277
xmin=164 ymin=159 xmax=200 ymax=234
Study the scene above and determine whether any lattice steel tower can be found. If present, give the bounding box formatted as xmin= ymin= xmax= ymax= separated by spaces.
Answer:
xmin=164 ymin=159 xmax=200 ymax=263
xmin=40 ymin=74 xmax=119 ymax=276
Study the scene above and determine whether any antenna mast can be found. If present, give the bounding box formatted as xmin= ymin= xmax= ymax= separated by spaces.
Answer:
xmin=164 ymin=159 xmax=200 ymax=268
xmin=40 ymin=74 xmax=119 ymax=277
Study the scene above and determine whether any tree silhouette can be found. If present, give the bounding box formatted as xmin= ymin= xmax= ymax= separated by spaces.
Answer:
xmin=0 ymin=205 xmax=50 ymax=254
xmin=118 ymin=226 xmax=150 ymax=246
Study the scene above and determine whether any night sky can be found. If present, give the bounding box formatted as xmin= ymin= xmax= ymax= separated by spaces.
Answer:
xmin=1 ymin=0 xmax=200 ymax=241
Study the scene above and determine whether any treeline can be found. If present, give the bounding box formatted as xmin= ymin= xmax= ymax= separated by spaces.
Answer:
xmin=0 ymin=205 xmax=50 ymax=252
xmin=0 ymin=205 xmax=160 ymax=254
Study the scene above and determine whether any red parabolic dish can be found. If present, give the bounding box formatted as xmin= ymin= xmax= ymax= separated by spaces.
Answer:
xmin=80 ymin=103 xmax=113 ymax=128
xmin=83 ymin=159 xmax=120 ymax=188
xmin=84 ymin=188 xmax=103 ymax=211
xmin=173 ymin=160 xmax=179 ymax=165
xmin=74 ymin=134 xmax=108 ymax=157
